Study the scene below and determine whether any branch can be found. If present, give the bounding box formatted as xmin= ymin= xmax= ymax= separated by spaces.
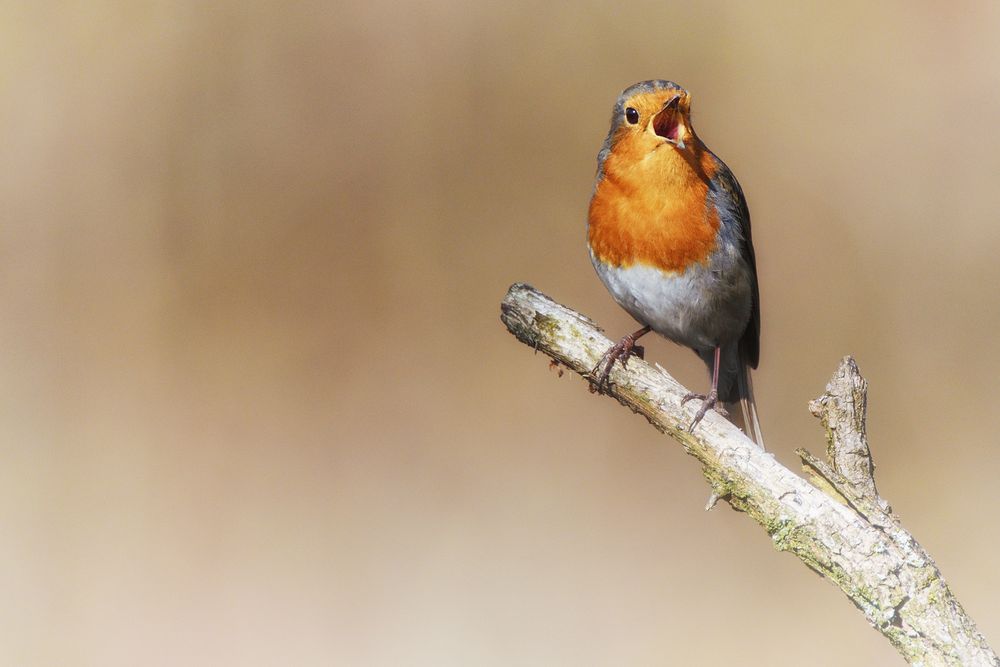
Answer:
xmin=500 ymin=283 xmax=998 ymax=666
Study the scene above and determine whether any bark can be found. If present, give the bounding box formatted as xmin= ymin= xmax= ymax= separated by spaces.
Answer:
xmin=500 ymin=282 xmax=998 ymax=666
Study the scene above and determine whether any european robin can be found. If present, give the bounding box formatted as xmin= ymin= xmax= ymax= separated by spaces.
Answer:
xmin=587 ymin=80 xmax=762 ymax=443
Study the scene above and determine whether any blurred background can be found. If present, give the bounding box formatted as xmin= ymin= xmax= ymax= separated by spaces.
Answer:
xmin=2 ymin=1 xmax=999 ymax=665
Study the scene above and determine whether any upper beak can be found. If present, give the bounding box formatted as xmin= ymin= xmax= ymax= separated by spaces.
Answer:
xmin=651 ymin=94 xmax=686 ymax=149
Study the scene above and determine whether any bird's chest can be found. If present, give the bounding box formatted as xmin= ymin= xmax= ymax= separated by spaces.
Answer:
xmin=587 ymin=159 xmax=719 ymax=273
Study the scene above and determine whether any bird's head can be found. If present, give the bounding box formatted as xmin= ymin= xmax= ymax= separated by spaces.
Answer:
xmin=597 ymin=80 xmax=698 ymax=173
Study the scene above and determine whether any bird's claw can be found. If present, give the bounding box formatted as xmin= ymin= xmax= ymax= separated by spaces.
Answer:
xmin=682 ymin=389 xmax=726 ymax=431
xmin=588 ymin=336 xmax=644 ymax=394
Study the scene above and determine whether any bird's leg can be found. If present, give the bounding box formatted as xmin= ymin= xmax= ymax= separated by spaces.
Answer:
xmin=589 ymin=325 xmax=651 ymax=394
xmin=681 ymin=346 xmax=728 ymax=430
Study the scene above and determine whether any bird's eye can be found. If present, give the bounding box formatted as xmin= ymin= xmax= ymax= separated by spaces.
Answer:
xmin=625 ymin=107 xmax=639 ymax=125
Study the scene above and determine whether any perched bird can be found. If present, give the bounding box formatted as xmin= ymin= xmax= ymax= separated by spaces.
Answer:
xmin=587 ymin=80 xmax=763 ymax=444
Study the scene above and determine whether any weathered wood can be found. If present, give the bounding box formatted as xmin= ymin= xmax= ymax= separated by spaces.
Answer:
xmin=500 ymin=282 xmax=998 ymax=666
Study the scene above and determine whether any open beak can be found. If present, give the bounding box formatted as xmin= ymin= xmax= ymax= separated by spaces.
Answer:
xmin=651 ymin=94 xmax=686 ymax=149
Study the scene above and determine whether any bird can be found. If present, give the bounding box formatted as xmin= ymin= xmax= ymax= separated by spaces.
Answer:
xmin=586 ymin=80 xmax=763 ymax=445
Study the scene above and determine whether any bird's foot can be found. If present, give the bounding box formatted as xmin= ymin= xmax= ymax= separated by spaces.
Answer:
xmin=681 ymin=389 xmax=727 ymax=431
xmin=588 ymin=335 xmax=645 ymax=394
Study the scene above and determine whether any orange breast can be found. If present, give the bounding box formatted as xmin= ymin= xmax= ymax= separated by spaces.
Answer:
xmin=588 ymin=142 xmax=719 ymax=273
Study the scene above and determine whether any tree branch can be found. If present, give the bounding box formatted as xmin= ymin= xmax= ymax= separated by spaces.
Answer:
xmin=500 ymin=283 xmax=998 ymax=666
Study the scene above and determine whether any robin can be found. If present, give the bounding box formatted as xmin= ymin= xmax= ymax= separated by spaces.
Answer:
xmin=587 ymin=80 xmax=763 ymax=444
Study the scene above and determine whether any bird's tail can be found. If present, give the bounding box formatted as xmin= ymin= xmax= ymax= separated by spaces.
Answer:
xmin=725 ymin=364 xmax=765 ymax=449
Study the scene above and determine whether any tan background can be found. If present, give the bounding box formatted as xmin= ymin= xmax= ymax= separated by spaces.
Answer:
xmin=3 ymin=1 xmax=1000 ymax=665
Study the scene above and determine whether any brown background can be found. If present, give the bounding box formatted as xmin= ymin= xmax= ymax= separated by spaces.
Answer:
xmin=3 ymin=2 xmax=1000 ymax=665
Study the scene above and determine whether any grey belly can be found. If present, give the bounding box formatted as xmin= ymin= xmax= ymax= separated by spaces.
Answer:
xmin=591 ymin=253 xmax=752 ymax=351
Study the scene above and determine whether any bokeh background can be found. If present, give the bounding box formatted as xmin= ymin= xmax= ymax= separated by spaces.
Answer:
xmin=3 ymin=1 xmax=1000 ymax=665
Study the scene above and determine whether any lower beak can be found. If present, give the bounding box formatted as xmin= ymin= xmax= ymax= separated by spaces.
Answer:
xmin=651 ymin=95 xmax=686 ymax=149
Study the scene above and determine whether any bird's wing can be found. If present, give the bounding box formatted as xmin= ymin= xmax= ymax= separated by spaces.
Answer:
xmin=710 ymin=158 xmax=760 ymax=369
